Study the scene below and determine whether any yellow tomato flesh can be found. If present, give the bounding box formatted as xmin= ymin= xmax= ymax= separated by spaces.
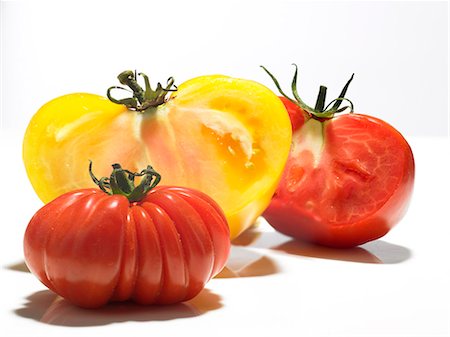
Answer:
xmin=23 ymin=75 xmax=292 ymax=238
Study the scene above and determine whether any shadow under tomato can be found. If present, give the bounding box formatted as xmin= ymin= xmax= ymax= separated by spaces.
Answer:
xmin=233 ymin=223 xmax=411 ymax=264
xmin=360 ymin=240 xmax=412 ymax=264
xmin=215 ymin=245 xmax=279 ymax=278
xmin=273 ymin=238 xmax=411 ymax=264
xmin=4 ymin=261 xmax=30 ymax=273
xmin=15 ymin=288 xmax=223 ymax=327
xmin=231 ymin=226 xmax=263 ymax=247
xmin=273 ymin=240 xmax=383 ymax=263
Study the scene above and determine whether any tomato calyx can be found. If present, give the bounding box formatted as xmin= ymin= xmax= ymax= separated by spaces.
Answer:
xmin=261 ymin=64 xmax=355 ymax=121
xmin=107 ymin=70 xmax=177 ymax=113
xmin=89 ymin=161 xmax=161 ymax=202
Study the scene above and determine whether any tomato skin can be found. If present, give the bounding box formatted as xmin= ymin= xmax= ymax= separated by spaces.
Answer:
xmin=24 ymin=186 xmax=230 ymax=308
xmin=278 ymin=96 xmax=307 ymax=132
xmin=263 ymin=111 xmax=415 ymax=248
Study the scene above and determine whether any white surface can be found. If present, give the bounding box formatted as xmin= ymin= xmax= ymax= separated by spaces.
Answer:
xmin=1 ymin=1 xmax=449 ymax=336
xmin=1 ymin=132 xmax=450 ymax=336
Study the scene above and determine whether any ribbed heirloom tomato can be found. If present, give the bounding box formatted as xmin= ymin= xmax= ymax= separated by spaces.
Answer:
xmin=262 ymin=66 xmax=415 ymax=248
xmin=23 ymin=71 xmax=292 ymax=239
xmin=24 ymin=163 xmax=230 ymax=308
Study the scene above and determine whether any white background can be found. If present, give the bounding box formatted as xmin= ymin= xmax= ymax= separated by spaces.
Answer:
xmin=1 ymin=0 xmax=448 ymax=137
xmin=1 ymin=1 xmax=449 ymax=337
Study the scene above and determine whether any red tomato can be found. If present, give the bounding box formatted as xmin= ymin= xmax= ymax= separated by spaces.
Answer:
xmin=261 ymin=66 xmax=415 ymax=248
xmin=24 ymin=163 xmax=230 ymax=308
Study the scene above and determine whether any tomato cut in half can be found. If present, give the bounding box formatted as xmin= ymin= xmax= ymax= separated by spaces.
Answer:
xmin=23 ymin=71 xmax=292 ymax=239
xmin=261 ymin=65 xmax=415 ymax=247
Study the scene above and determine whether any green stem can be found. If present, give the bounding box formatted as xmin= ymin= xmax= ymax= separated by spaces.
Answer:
xmin=331 ymin=73 xmax=354 ymax=110
xmin=117 ymin=71 xmax=146 ymax=104
xmin=261 ymin=64 xmax=355 ymax=120
xmin=107 ymin=70 xmax=177 ymax=113
xmin=89 ymin=161 xmax=161 ymax=203
xmin=314 ymin=86 xmax=328 ymax=112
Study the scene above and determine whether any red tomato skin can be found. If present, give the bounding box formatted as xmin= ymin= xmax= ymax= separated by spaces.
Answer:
xmin=263 ymin=113 xmax=415 ymax=248
xmin=279 ymin=96 xmax=308 ymax=132
xmin=24 ymin=186 xmax=230 ymax=308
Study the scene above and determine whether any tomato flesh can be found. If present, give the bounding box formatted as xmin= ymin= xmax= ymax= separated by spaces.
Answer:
xmin=23 ymin=76 xmax=292 ymax=239
xmin=264 ymin=112 xmax=415 ymax=248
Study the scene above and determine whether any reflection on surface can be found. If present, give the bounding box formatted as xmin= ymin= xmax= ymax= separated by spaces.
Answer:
xmin=15 ymin=288 xmax=222 ymax=326
xmin=216 ymin=246 xmax=279 ymax=278
xmin=5 ymin=261 xmax=30 ymax=273
xmin=232 ymin=222 xmax=411 ymax=264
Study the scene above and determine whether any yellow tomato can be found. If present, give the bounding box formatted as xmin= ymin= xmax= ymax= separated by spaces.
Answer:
xmin=23 ymin=72 xmax=292 ymax=239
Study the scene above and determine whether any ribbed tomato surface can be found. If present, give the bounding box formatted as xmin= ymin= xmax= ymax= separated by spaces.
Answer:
xmin=24 ymin=186 xmax=230 ymax=308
